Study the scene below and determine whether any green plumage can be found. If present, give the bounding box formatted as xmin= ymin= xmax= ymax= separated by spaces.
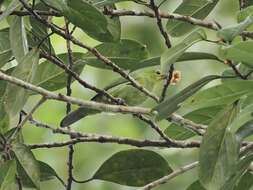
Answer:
xmin=60 ymin=68 xmax=164 ymax=127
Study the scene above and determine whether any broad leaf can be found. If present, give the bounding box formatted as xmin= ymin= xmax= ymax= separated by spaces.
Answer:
xmin=93 ymin=149 xmax=172 ymax=187
xmin=44 ymin=0 xmax=118 ymax=42
xmin=4 ymin=48 xmax=39 ymax=116
xmin=9 ymin=16 xmax=29 ymax=63
xmin=154 ymin=75 xmax=221 ymax=121
xmin=0 ymin=160 xmax=16 ymax=190
xmin=182 ymin=80 xmax=253 ymax=114
xmin=217 ymin=16 xmax=253 ymax=42
xmin=161 ymin=29 xmax=206 ymax=74
xmin=166 ymin=0 xmax=219 ymax=37
xmin=199 ymin=103 xmax=240 ymax=190
xmin=0 ymin=0 xmax=20 ymax=22
xmin=13 ymin=143 xmax=40 ymax=190
xmin=186 ymin=180 xmax=206 ymax=190
xmin=220 ymin=41 xmax=253 ymax=68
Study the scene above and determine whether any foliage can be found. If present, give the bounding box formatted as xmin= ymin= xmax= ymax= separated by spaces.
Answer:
xmin=0 ymin=0 xmax=253 ymax=190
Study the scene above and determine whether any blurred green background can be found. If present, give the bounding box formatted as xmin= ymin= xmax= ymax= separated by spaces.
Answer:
xmin=8 ymin=0 xmax=241 ymax=189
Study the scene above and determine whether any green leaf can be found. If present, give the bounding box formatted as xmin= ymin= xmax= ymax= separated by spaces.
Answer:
xmin=93 ymin=149 xmax=172 ymax=187
xmin=154 ymin=75 xmax=220 ymax=121
xmin=181 ymin=80 xmax=253 ymax=114
xmin=0 ymin=160 xmax=16 ymax=190
xmin=186 ymin=180 xmax=206 ymax=190
xmin=166 ymin=0 xmax=219 ymax=37
xmin=220 ymin=41 xmax=253 ymax=68
xmin=32 ymin=53 xmax=85 ymax=91
xmin=0 ymin=0 xmax=21 ymax=22
xmin=199 ymin=103 xmax=240 ymax=190
xmin=83 ymin=39 xmax=149 ymax=70
xmin=9 ymin=16 xmax=29 ymax=63
xmin=177 ymin=52 xmax=220 ymax=63
xmin=165 ymin=106 xmax=222 ymax=140
xmin=44 ymin=0 xmax=118 ymax=42
xmin=234 ymin=172 xmax=253 ymax=190
xmin=161 ymin=29 xmax=206 ymax=74
xmin=217 ymin=16 xmax=253 ymax=42
xmin=13 ymin=143 xmax=40 ymax=190
xmin=4 ymin=48 xmax=39 ymax=116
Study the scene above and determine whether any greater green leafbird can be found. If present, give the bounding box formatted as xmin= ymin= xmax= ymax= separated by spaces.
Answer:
xmin=60 ymin=68 xmax=166 ymax=127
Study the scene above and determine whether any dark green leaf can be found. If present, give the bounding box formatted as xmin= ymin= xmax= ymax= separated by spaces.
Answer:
xmin=154 ymin=75 xmax=221 ymax=121
xmin=93 ymin=149 xmax=172 ymax=187
xmin=220 ymin=41 xmax=253 ymax=68
xmin=0 ymin=160 xmax=16 ymax=190
xmin=199 ymin=103 xmax=240 ymax=190
xmin=13 ymin=143 xmax=40 ymax=190
xmin=161 ymin=29 xmax=206 ymax=73
xmin=4 ymin=128 xmax=23 ymax=144
xmin=217 ymin=16 xmax=253 ymax=42
xmin=166 ymin=0 xmax=219 ymax=37
xmin=186 ymin=180 xmax=206 ymax=190
xmin=4 ymin=48 xmax=39 ymax=116
xmin=64 ymin=0 xmax=116 ymax=42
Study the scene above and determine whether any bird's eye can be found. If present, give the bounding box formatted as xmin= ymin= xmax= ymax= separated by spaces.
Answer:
xmin=156 ymin=71 xmax=161 ymax=75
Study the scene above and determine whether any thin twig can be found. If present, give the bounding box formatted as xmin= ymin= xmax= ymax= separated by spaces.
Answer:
xmin=65 ymin=19 xmax=75 ymax=190
xmin=149 ymin=0 xmax=171 ymax=48
xmin=139 ymin=162 xmax=199 ymax=190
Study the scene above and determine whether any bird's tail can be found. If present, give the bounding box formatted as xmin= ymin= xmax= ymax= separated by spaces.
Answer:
xmin=60 ymin=107 xmax=99 ymax=127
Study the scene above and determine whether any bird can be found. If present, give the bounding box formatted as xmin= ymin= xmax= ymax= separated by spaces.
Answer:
xmin=60 ymin=68 xmax=167 ymax=127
